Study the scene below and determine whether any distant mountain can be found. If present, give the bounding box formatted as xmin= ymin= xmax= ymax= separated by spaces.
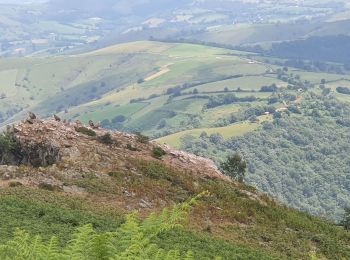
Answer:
xmin=45 ymin=0 xmax=189 ymax=20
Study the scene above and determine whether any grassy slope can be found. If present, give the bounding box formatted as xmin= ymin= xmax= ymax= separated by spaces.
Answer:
xmin=0 ymin=158 xmax=349 ymax=259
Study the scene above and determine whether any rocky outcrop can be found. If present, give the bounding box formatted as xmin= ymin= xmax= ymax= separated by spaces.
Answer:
xmin=3 ymin=119 xmax=230 ymax=182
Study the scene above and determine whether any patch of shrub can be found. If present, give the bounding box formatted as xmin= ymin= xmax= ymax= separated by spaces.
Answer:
xmin=136 ymin=132 xmax=149 ymax=144
xmin=152 ymin=147 xmax=166 ymax=159
xmin=0 ymin=132 xmax=19 ymax=164
xmin=97 ymin=133 xmax=113 ymax=145
xmin=38 ymin=182 xmax=61 ymax=192
xmin=75 ymin=127 xmax=96 ymax=137
xmin=126 ymin=144 xmax=140 ymax=152
xmin=107 ymin=171 xmax=123 ymax=178
xmin=8 ymin=181 xmax=23 ymax=187
xmin=136 ymin=160 xmax=170 ymax=180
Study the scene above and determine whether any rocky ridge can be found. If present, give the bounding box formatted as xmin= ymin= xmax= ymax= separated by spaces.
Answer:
xmin=0 ymin=118 xmax=230 ymax=198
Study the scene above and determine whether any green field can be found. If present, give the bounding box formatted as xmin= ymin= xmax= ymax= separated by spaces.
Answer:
xmin=186 ymin=75 xmax=287 ymax=93
xmin=78 ymin=102 xmax=148 ymax=123
xmin=157 ymin=115 xmax=272 ymax=148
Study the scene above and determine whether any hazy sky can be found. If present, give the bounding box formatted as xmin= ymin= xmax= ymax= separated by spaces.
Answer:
xmin=0 ymin=0 xmax=47 ymax=4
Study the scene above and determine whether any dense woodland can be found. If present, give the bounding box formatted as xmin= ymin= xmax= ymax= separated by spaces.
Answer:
xmin=267 ymin=35 xmax=350 ymax=69
xmin=182 ymin=93 xmax=350 ymax=221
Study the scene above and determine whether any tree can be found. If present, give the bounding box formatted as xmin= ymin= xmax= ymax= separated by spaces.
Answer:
xmin=341 ymin=208 xmax=350 ymax=231
xmin=0 ymin=132 xmax=18 ymax=164
xmin=336 ymin=86 xmax=350 ymax=95
xmin=112 ymin=115 xmax=126 ymax=123
xmin=322 ymin=88 xmax=331 ymax=96
xmin=157 ymin=119 xmax=167 ymax=129
xmin=209 ymin=133 xmax=223 ymax=144
xmin=273 ymin=111 xmax=282 ymax=119
xmin=137 ymin=78 xmax=144 ymax=84
xmin=220 ymin=153 xmax=247 ymax=183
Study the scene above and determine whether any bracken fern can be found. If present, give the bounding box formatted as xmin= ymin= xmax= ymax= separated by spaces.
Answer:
xmin=0 ymin=192 xmax=210 ymax=260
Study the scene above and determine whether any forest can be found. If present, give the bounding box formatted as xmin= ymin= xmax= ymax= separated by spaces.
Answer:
xmin=267 ymin=35 xmax=350 ymax=68
xmin=182 ymin=92 xmax=350 ymax=221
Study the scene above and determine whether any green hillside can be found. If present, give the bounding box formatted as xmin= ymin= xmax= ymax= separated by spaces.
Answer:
xmin=0 ymin=41 xmax=276 ymax=127
xmin=0 ymin=120 xmax=349 ymax=259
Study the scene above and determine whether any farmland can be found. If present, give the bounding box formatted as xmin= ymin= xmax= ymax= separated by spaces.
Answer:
xmin=1 ymin=40 xmax=349 ymax=147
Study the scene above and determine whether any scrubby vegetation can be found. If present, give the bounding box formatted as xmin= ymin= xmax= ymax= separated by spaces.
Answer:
xmin=136 ymin=132 xmax=150 ymax=144
xmin=341 ymin=208 xmax=350 ymax=231
xmin=152 ymin=147 xmax=166 ymax=159
xmin=0 ymin=132 xmax=18 ymax=164
xmin=0 ymin=160 xmax=349 ymax=259
xmin=75 ymin=127 xmax=96 ymax=137
xmin=97 ymin=133 xmax=114 ymax=145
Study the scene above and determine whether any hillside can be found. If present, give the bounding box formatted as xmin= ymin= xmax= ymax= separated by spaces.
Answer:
xmin=2 ymin=41 xmax=350 ymax=224
xmin=2 ymin=40 xmax=349 ymax=132
xmin=0 ymin=41 xmax=278 ymax=127
xmin=0 ymin=118 xmax=349 ymax=259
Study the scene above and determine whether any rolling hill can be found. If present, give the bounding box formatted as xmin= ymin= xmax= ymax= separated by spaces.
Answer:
xmin=1 ymin=40 xmax=349 ymax=135
xmin=0 ymin=41 xmax=276 ymax=127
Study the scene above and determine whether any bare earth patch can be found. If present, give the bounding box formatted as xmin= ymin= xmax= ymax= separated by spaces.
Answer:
xmin=144 ymin=64 xmax=172 ymax=82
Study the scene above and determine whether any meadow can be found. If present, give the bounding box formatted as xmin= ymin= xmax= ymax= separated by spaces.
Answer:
xmin=157 ymin=115 xmax=272 ymax=148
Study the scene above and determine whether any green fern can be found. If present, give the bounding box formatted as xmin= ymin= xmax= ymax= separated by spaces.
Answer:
xmin=0 ymin=192 xmax=213 ymax=260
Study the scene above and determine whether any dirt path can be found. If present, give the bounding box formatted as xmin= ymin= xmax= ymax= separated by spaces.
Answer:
xmin=144 ymin=64 xmax=172 ymax=82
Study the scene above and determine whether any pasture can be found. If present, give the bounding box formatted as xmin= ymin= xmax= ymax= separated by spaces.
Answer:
xmin=156 ymin=115 xmax=272 ymax=149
